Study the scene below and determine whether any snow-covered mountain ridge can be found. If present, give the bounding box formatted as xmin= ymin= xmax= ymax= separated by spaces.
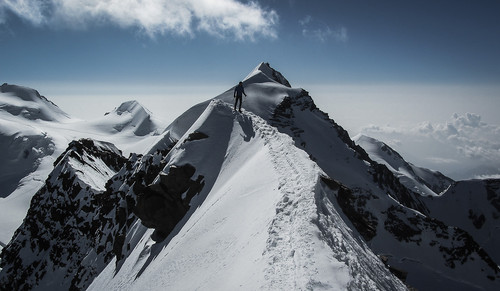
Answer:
xmin=354 ymin=134 xmax=454 ymax=196
xmin=0 ymin=85 xmax=167 ymax=250
xmin=1 ymin=63 xmax=499 ymax=290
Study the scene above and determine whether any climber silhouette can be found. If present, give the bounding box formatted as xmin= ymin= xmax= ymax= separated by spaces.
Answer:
xmin=233 ymin=81 xmax=246 ymax=112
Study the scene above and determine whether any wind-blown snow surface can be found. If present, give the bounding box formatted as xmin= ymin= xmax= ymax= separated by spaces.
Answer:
xmin=90 ymin=99 xmax=404 ymax=291
xmin=1 ymin=63 xmax=500 ymax=290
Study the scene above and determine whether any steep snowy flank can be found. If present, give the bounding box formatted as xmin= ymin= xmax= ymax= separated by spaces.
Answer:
xmin=0 ymin=83 xmax=69 ymax=198
xmin=0 ymin=86 xmax=166 ymax=254
xmin=0 ymin=85 xmax=67 ymax=247
xmin=426 ymin=179 xmax=500 ymax=264
xmin=1 ymin=63 xmax=499 ymax=290
xmin=354 ymin=134 xmax=454 ymax=196
xmin=257 ymin=76 xmax=500 ymax=290
xmin=0 ymin=139 xmax=127 ymax=290
xmin=0 ymin=123 xmax=54 ymax=198
xmin=152 ymin=62 xmax=301 ymax=149
xmin=88 ymin=100 xmax=406 ymax=290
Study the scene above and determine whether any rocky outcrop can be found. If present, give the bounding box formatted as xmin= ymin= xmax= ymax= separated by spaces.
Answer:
xmin=0 ymin=135 xmax=186 ymax=290
xmin=0 ymin=139 xmax=127 ymax=290
xmin=371 ymin=162 xmax=430 ymax=215
xmin=321 ymin=176 xmax=378 ymax=241
xmin=134 ymin=164 xmax=205 ymax=241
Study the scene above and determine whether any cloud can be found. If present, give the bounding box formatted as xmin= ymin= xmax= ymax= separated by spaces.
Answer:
xmin=473 ymin=174 xmax=500 ymax=179
xmin=0 ymin=0 xmax=278 ymax=40
xmin=424 ymin=157 xmax=460 ymax=165
xmin=299 ymin=15 xmax=347 ymax=43
xmin=360 ymin=113 xmax=500 ymax=179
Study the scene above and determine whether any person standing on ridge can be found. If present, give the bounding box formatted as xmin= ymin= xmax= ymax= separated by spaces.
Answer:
xmin=234 ymin=81 xmax=246 ymax=112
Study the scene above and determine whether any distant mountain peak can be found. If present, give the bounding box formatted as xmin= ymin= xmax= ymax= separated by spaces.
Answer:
xmin=99 ymin=100 xmax=164 ymax=137
xmin=114 ymin=100 xmax=149 ymax=116
xmin=354 ymin=134 xmax=454 ymax=196
xmin=243 ymin=62 xmax=291 ymax=87
xmin=1 ymin=83 xmax=45 ymax=103
xmin=0 ymin=83 xmax=69 ymax=121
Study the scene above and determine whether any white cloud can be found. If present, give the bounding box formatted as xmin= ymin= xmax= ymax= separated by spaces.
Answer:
xmin=0 ymin=0 xmax=278 ymax=40
xmin=299 ymin=15 xmax=347 ymax=43
xmin=299 ymin=15 xmax=311 ymax=26
xmin=473 ymin=174 xmax=500 ymax=180
xmin=360 ymin=113 xmax=500 ymax=179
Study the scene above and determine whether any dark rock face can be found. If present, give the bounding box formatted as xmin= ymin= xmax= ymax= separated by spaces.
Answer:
xmin=0 ymin=138 xmax=187 ymax=290
xmin=379 ymin=142 xmax=454 ymax=194
xmin=372 ymin=163 xmax=430 ymax=216
xmin=384 ymin=204 xmax=500 ymax=277
xmin=379 ymin=255 xmax=408 ymax=282
xmin=321 ymin=176 xmax=378 ymax=241
xmin=134 ymin=164 xmax=205 ymax=241
xmin=185 ymin=131 xmax=209 ymax=143
xmin=264 ymin=62 xmax=292 ymax=87
xmin=0 ymin=139 xmax=127 ymax=291
xmin=486 ymin=179 xmax=500 ymax=213
xmin=468 ymin=209 xmax=486 ymax=229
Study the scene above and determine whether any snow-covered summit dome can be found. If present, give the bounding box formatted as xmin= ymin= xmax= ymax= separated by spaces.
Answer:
xmin=112 ymin=100 xmax=150 ymax=116
xmin=96 ymin=100 xmax=164 ymax=137
xmin=1 ymin=83 xmax=47 ymax=103
xmin=0 ymin=83 xmax=69 ymax=121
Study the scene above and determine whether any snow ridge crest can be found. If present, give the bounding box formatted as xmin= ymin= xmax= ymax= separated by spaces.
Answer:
xmin=244 ymin=62 xmax=291 ymax=87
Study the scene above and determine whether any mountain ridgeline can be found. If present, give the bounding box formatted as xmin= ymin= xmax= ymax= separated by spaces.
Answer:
xmin=0 ymin=63 xmax=499 ymax=290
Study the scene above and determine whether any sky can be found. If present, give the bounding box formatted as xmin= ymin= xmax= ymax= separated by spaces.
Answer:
xmin=1 ymin=0 xmax=500 ymax=179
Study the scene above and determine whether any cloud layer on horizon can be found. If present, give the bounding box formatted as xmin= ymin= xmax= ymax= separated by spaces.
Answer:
xmin=0 ymin=0 xmax=278 ymax=40
xmin=361 ymin=112 xmax=500 ymax=180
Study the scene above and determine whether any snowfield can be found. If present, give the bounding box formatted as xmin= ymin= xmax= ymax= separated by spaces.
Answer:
xmin=1 ymin=63 xmax=499 ymax=290
xmin=89 ymin=100 xmax=404 ymax=290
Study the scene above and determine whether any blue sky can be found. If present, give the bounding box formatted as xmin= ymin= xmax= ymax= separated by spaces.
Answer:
xmin=1 ymin=0 xmax=500 ymax=178
xmin=2 ymin=0 xmax=499 ymax=85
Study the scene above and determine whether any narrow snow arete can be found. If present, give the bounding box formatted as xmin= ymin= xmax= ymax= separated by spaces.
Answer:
xmin=0 ymin=64 xmax=499 ymax=290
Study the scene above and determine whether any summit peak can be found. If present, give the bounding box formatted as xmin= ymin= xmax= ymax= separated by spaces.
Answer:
xmin=243 ymin=62 xmax=291 ymax=87
xmin=113 ymin=100 xmax=149 ymax=116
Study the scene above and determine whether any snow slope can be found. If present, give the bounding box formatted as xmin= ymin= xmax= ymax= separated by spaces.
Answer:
xmin=87 ymin=63 xmax=499 ymax=290
xmin=89 ymin=99 xmax=405 ymax=290
xmin=90 ymin=100 xmax=164 ymax=137
xmin=1 ymin=63 xmax=499 ymax=290
xmin=426 ymin=179 xmax=500 ymax=264
xmin=0 ymin=85 xmax=166 ymax=250
xmin=354 ymin=134 xmax=454 ymax=196
xmin=352 ymin=135 xmax=500 ymax=275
